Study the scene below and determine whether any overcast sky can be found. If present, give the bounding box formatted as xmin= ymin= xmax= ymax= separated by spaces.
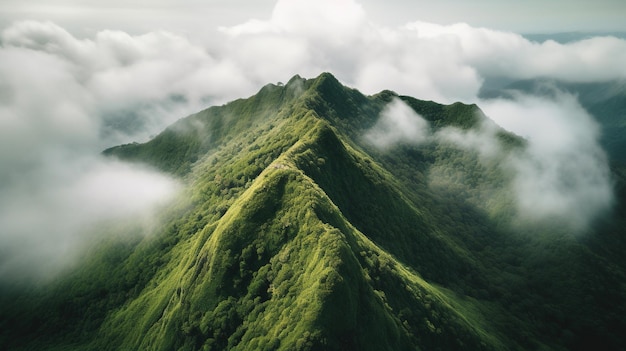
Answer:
xmin=1 ymin=0 xmax=625 ymax=282
xmin=1 ymin=0 xmax=625 ymax=36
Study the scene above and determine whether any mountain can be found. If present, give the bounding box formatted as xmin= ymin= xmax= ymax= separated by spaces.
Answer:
xmin=2 ymin=73 xmax=626 ymax=351
xmin=522 ymin=32 xmax=626 ymax=44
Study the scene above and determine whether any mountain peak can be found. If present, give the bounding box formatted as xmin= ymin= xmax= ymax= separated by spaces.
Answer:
xmin=5 ymin=72 xmax=626 ymax=351
xmin=309 ymin=72 xmax=344 ymax=94
xmin=286 ymin=73 xmax=304 ymax=86
xmin=314 ymin=71 xmax=341 ymax=83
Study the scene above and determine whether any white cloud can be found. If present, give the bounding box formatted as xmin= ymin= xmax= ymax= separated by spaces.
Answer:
xmin=480 ymin=92 xmax=613 ymax=231
xmin=270 ymin=0 xmax=367 ymax=43
xmin=406 ymin=21 xmax=626 ymax=82
xmin=364 ymin=98 xmax=431 ymax=149
xmin=0 ymin=44 xmax=97 ymax=185
xmin=217 ymin=3 xmax=626 ymax=103
xmin=0 ymin=158 xmax=179 ymax=282
xmin=2 ymin=21 xmax=258 ymax=143
xmin=0 ymin=22 xmax=205 ymax=281
xmin=1 ymin=0 xmax=625 ymax=280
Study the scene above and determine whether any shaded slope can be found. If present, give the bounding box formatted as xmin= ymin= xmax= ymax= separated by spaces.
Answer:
xmin=288 ymin=119 xmax=481 ymax=287
xmin=93 ymin=119 xmax=506 ymax=351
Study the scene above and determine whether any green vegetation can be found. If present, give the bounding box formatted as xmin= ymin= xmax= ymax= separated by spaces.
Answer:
xmin=2 ymin=73 xmax=626 ymax=351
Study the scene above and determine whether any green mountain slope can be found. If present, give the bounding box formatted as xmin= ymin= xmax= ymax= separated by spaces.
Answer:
xmin=2 ymin=73 xmax=626 ymax=351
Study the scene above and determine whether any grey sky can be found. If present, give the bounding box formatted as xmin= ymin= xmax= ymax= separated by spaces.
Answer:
xmin=361 ymin=0 xmax=626 ymax=33
xmin=0 ymin=0 xmax=274 ymax=36
xmin=1 ymin=0 xmax=625 ymax=36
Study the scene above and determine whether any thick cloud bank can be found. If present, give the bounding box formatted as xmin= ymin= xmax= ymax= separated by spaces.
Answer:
xmin=219 ymin=0 xmax=626 ymax=103
xmin=0 ymin=159 xmax=178 ymax=282
xmin=1 ymin=0 xmax=624 ymax=280
xmin=0 ymin=22 xmax=192 ymax=282
xmin=1 ymin=20 xmax=258 ymax=144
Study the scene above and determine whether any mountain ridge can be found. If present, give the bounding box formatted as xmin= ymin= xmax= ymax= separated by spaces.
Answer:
xmin=2 ymin=72 xmax=626 ymax=350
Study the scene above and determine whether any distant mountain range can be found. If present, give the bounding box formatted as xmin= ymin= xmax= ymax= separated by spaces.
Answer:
xmin=522 ymin=32 xmax=626 ymax=43
xmin=2 ymin=73 xmax=625 ymax=350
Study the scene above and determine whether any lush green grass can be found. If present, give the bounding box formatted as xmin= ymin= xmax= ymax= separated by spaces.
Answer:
xmin=91 ymin=119 xmax=507 ymax=350
xmin=2 ymin=72 xmax=626 ymax=351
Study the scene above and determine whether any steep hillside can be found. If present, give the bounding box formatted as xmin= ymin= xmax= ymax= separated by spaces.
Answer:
xmin=2 ymin=73 xmax=626 ymax=351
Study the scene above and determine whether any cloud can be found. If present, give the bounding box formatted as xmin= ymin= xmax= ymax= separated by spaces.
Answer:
xmin=0 ymin=45 xmax=97 ymax=187
xmin=436 ymin=118 xmax=503 ymax=160
xmin=1 ymin=0 xmax=625 ymax=281
xmin=219 ymin=2 xmax=484 ymax=102
xmin=0 ymin=158 xmax=179 ymax=283
xmin=364 ymin=98 xmax=430 ymax=149
xmin=217 ymin=2 xmax=626 ymax=104
xmin=0 ymin=22 xmax=202 ymax=282
xmin=365 ymin=92 xmax=612 ymax=233
xmin=2 ymin=21 xmax=257 ymax=144
xmin=223 ymin=0 xmax=367 ymax=40
xmin=480 ymin=91 xmax=613 ymax=231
